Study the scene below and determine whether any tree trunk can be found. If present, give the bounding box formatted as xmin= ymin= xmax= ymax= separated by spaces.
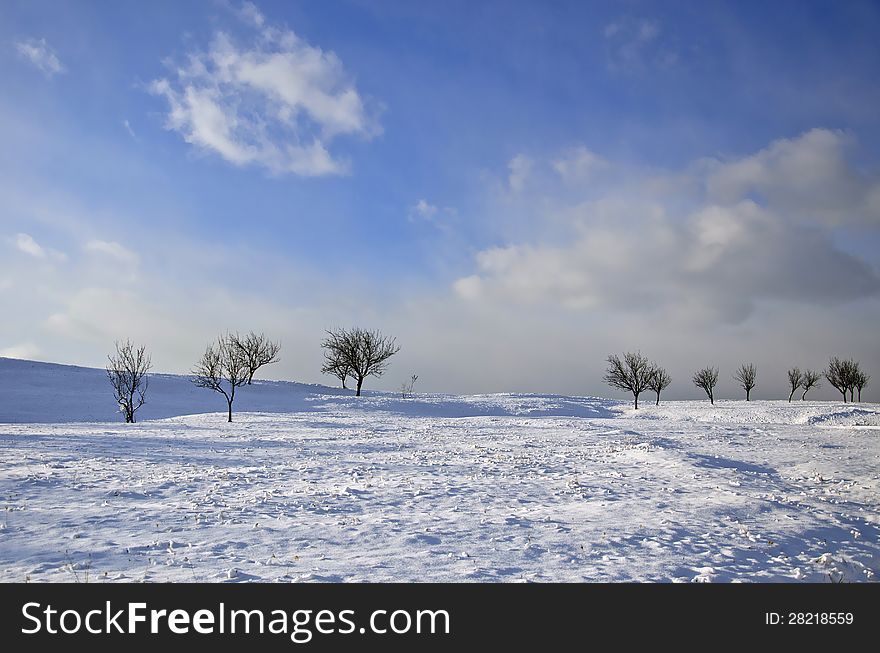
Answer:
xmin=788 ymin=389 xmax=794 ymax=402
xmin=655 ymin=390 xmax=660 ymax=406
xmin=634 ymin=393 xmax=638 ymax=410
xmin=746 ymin=389 xmax=750 ymax=401
xmin=849 ymin=389 xmax=854 ymax=402
xmin=858 ymin=388 xmax=861 ymax=402
xmin=356 ymin=377 xmax=363 ymax=397
xmin=802 ymin=388 xmax=808 ymax=401
xmin=710 ymin=392 xmax=714 ymax=405
xmin=841 ymin=390 xmax=847 ymax=402
xmin=342 ymin=378 xmax=347 ymax=389
xmin=227 ymin=399 xmax=233 ymax=423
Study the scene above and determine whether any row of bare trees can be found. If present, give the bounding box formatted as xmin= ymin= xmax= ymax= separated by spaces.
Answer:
xmin=605 ymin=352 xmax=870 ymax=408
xmin=824 ymin=357 xmax=870 ymax=403
xmin=106 ymin=332 xmax=280 ymax=423
xmin=320 ymin=327 xmax=400 ymax=396
xmin=603 ymin=353 xmax=671 ymax=409
xmin=107 ymin=327 xmax=402 ymax=423
xmin=786 ymin=368 xmax=822 ymax=402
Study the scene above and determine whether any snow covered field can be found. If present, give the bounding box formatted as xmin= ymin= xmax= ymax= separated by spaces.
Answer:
xmin=1 ymin=358 xmax=878 ymax=583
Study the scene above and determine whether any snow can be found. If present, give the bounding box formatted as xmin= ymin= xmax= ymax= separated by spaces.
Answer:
xmin=1 ymin=357 xmax=878 ymax=582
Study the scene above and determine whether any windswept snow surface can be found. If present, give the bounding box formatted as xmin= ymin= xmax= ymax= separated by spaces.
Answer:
xmin=0 ymin=359 xmax=878 ymax=583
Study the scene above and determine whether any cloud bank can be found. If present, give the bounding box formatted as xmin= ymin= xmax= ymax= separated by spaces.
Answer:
xmin=457 ymin=130 xmax=880 ymax=324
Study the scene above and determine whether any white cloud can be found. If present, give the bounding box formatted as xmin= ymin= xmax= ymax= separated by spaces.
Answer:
xmin=150 ymin=18 xmax=377 ymax=177
xmin=11 ymin=232 xmax=67 ymax=263
xmin=603 ymin=18 xmax=675 ymax=72
xmin=552 ymin=146 xmax=608 ymax=183
xmin=122 ymin=119 xmax=138 ymax=140
xmin=14 ymin=37 xmax=65 ymax=77
xmin=508 ymin=154 xmax=532 ymax=192
xmin=85 ymin=240 xmax=140 ymax=266
xmin=407 ymin=199 xmax=458 ymax=228
xmin=457 ymin=130 xmax=880 ymax=323
xmin=14 ymin=233 xmax=45 ymax=258
xmin=704 ymin=128 xmax=880 ymax=226
xmin=411 ymin=199 xmax=438 ymax=220
xmin=239 ymin=1 xmax=265 ymax=28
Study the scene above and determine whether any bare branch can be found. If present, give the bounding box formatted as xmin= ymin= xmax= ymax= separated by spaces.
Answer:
xmin=230 ymin=331 xmax=281 ymax=384
xmin=400 ymin=374 xmax=418 ymax=399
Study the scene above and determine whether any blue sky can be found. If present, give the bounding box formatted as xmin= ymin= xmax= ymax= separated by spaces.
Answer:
xmin=2 ymin=0 xmax=880 ymax=399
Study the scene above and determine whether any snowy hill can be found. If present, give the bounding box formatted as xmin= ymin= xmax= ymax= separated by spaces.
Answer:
xmin=0 ymin=357 xmax=621 ymax=423
xmin=1 ymin=357 xmax=878 ymax=583
xmin=0 ymin=357 xmax=351 ymax=423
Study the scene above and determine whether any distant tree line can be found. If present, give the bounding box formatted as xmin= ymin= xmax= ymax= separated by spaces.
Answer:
xmin=603 ymin=353 xmax=870 ymax=409
xmin=105 ymin=335 xmax=871 ymax=421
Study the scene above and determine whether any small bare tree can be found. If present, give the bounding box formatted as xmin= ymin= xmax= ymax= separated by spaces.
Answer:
xmin=231 ymin=331 xmax=280 ymax=384
xmin=787 ymin=367 xmax=802 ymax=403
xmin=106 ymin=340 xmax=151 ymax=423
xmin=733 ymin=363 xmax=757 ymax=401
xmin=321 ymin=346 xmax=353 ymax=389
xmin=192 ymin=334 xmax=250 ymax=422
xmin=603 ymin=352 xmax=653 ymax=409
xmin=801 ymin=369 xmax=821 ymax=400
xmin=693 ymin=366 xmax=719 ymax=405
xmin=321 ymin=327 xmax=400 ymax=396
xmin=825 ymin=357 xmax=850 ymax=402
xmin=400 ymin=374 xmax=418 ymax=399
xmin=844 ymin=360 xmax=857 ymax=402
xmin=646 ymin=365 xmax=671 ymax=406
xmin=854 ymin=368 xmax=870 ymax=402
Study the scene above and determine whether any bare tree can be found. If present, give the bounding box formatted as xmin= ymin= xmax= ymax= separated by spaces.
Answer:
xmin=787 ymin=367 xmax=802 ymax=403
xmin=230 ymin=331 xmax=280 ymax=384
xmin=693 ymin=366 xmax=719 ymax=405
xmin=106 ymin=340 xmax=152 ymax=423
xmin=843 ymin=360 xmax=865 ymax=402
xmin=646 ymin=365 xmax=671 ymax=406
xmin=603 ymin=352 xmax=653 ymax=409
xmin=192 ymin=334 xmax=250 ymax=422
xmin=825 ymin=357 xmax=850 ymax=402
xmin=801 ymin=369 xmax=821 ymax=401
xmin=321 ymin=327 xmax=400 ymax=396
xmin=854 ymin=368 xmax=870 ymax=402
xmin=400 ymin=374 xmax=419 ymax=399
xmin=321 ymin=344 xmax=353 ymax=389
xmin=844 ymin=360 xmax=856 ymax=402
xmin=733 ymin=363 xmax=757 ymax=401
